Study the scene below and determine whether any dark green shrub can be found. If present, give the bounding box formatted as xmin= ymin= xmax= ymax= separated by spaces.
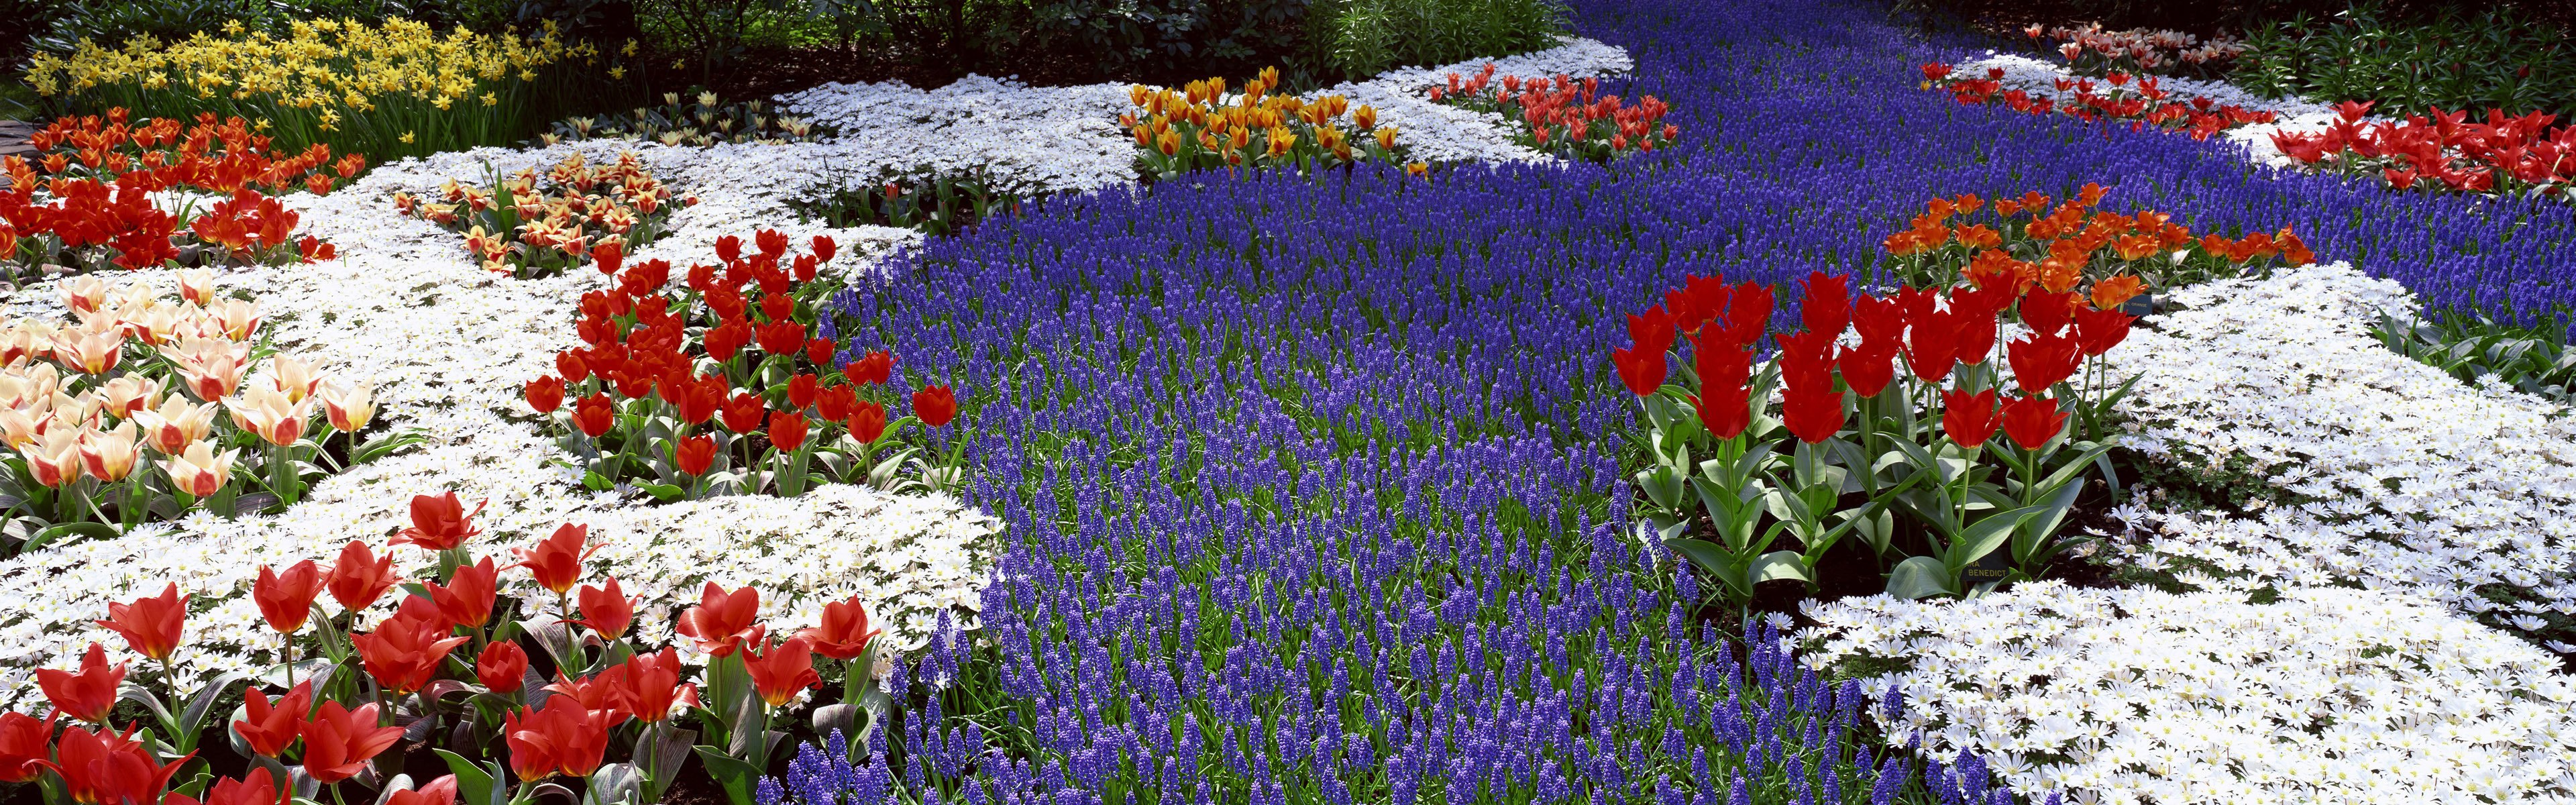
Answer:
xmin=1302 ymin=0 xmax=1566 ymax=83
xmin=2236 ymin=1 xmax=2576 ymax=119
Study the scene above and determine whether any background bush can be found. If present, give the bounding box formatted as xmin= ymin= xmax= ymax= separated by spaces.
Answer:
xmin=1302 ymin=0 xmax=1567 ymax=81
xmin=2236 ymin=1 xmax=2576 ymax=119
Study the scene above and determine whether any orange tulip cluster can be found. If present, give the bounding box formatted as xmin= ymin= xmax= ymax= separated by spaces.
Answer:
xmin=1880 ymin=184 xmax=2314 ymax=297
xmin=1122 ymin=66 xmax=1412 ymax=178
xmin=0 ymin=109 xmax=356 ymax=278
xmin=392 ymin=151 xmax=692 ymax=279
xmin=7 ymin=490 xmax=889 ymax=804
xmin=0 ymin=274 xmax=380 ymax=541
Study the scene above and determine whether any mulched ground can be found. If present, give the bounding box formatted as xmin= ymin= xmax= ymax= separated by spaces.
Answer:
xmin=0 ymin=119 xmax=32 ymax=157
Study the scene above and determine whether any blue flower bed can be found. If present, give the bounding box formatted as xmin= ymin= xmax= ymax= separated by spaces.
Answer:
xmin=802 ymin=0 xmax=2576 ymax=802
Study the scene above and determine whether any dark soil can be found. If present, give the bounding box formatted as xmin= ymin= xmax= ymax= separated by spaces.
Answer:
xmin=1904 ymin=0 xmax=2576 ymax=42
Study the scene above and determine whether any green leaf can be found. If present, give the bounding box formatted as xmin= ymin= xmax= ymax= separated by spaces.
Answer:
xmin=1885 ymin=555 xmax=1957 ymax=600
xmin=24 ymin=521 xmax=117 ymax=552
xmin=1748 ymin=551 xmax=1811 ymax=584
xmin=432 ymin=749 xmax=503 ymax=805
xmin=1952 ymin=504 xmax=2046 ymax=569
xmin=1663 ymin=538 xmax=1752 ymax=600
xmin=692 ymin=747 xmax=767 ymax=805
xmin=639 ymin=483 xmax=686 ymax=502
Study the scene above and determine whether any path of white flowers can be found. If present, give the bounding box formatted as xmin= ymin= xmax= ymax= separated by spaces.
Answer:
xmin=0 ymin=38 xmax=1638 ymax=710
xmin=1806 ymin=263 xmax=2576 ymax=805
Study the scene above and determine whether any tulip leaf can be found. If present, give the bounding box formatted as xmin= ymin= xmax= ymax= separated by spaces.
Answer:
xmin=1885 ymin=555 xmax=1957 ymax=600
xmin=1953 ymin=504 xmax=2045 ymax=569
xmin=1748 ymin=551 xmax=1811 ymax=584
xmin=432 ymin=749 xmax=502 ymax=805
xmin=692 ymin=746 xmax=767 ymax=805
xmin=24 ymin=521 xmax=116 ymax=553
xmin=639 ymin=483 xmax=686 ymax=502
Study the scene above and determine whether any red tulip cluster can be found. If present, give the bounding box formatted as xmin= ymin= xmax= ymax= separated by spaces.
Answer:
xmin=2023 ymin=23 xmax=2248 ymax=80
xmin=1430 ymin=63 xmax=1680 ymax=161
xmin=2269 ymin=101 xmax=2575 ymax=196
xmin=531 ymin=228 xmax=965 ymax=500
xmin=5 ymin=487 xmax=892 ymax=804
xmin=1922 ymin=64 xmax=2278 ymax=142
xmin=0 ymin=109 xmax=358 ymax=278
xmin=392 ymin=151 xmax=692 ymax=279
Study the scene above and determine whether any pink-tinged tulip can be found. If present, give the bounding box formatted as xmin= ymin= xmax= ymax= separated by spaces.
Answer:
xmin=177 ymin=268 xmax=218 ymax=306
xmin=97 ymin=376 xmax=163 ymax=420
xmin=162 ymin=441 xmax=236 ymax=497
xmin=742 ymin=635 xmax=821 ymax=708
xmin=37 ymin=643 xmax=123 ymax=724
xmin=2006 ymin=331 xmax=2084 ymax=394
xmin=319 ymin=382 xmax=376 ymax=432
xmin=52 ymin=328 xmax=121 ymax=375
xmin=426 ymin=557 xmax=500 ymax=630
xmin=2002 ymin=394 xmax=2071 ymax=450
xmin=575 ymin=578 xmax=634 ymax=638
xmin=37 ymin=724 xmax=191 ymax=805
xmin=353 ymin=599 xmax=470 ymax=695
xmin=78 ymin=423 xmax=140 ymax=482
xmin=99 ymin=582 xmax=188 ymax=662
xmin=221 ymin=384 xmax=311 ymax=447
xmin=298 ymin=700 xmax=402 ymax=784
xmin=0 ymin=710 xmax=54 ymax=782
xmin=254 ymin=560 xmax=323 ymax=634
xmin=174 ymin=350 xmax=248 ymax=401
xmin=505 ymin=696 xmax=612 ymax=780
xmin=477 ymin=641 xmax=530 ymax=694
xmin=208 ymin=299 xmax=261 ymax=341
xmin=394 ymin=491 xmax=484 ymax=551
xmin=675 ymin=433 xmax=717 ymax=476
xmin=1940 ymin=388 xmax=2004 ymax=449
xmin=232 ymin=681 xmax=313 ymax=757
xmin=514 ymin=523 xmax=594 ymax=596
xmin=134 ymin=398 xmax=218 ymax=454
xmin=674 ymin=582 xmax=763 ymax=657
xmin=800 ymin=595 xmax=880 ymax=659
xmin=325 ymin=539 xmax=397 ymax=612
xmin=58 ymin=276 xmax=109 ymax=314
xmin=264 ymin=356 xmax=326 ymax=403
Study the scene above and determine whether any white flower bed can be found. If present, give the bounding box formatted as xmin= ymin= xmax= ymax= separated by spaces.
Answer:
xmin=2100 ymin=262 xmax=2576 ymax=647
xmin=1801 ymin=581 xmax=2576 ymax=805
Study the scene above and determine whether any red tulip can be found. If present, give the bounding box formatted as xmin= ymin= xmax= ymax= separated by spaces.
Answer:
xmin=674 ymin=433 xmax=717 ymax=476
xmin=1774 ymin=329 xmax=1837 ymax=392
xmin=810 ymin=235 xmax=837 ymax=262
xmin=702 ymin=320 xmax=751 ymax=362
xmin=673 ymin=378 xmax=724 ymax=425
xmin=722 ymin=392 xmax=766 ymax=433
xmin=573 ymin=392 xmax=616 ymax=437
xmin=575 ymin=578 xmax=633 ymax=638
xmin=1837 ymin=343 xmax=1896 ymax=398
xmin=98 ymin=582 xmax=188 ymax=662
xmin=714 ymin=235 xmax=743 ymax=264
xmin=787 ymin=374 xmax=820 ymax=410
xmin=755 ymin=228 xmax=790 ymax=258
xmin=674 ymin=582 xmax=763 ymax=657
xmin=525 ymin=376 xmax=566 ymax=414
xmin=913 ymin=384 xmax=957 ymax=427
xmin=477 ymin=641 xmax=530 ymax=694
xmin=38 ymin=724 xmax=191 ymax=805
xmin=232 ymin=680 xmax=313 ymax=757
xmin=37 ymin=643 xmax=123 ymax=724
xmin=590 ymin=240 xmax=623 ymax=275
xmin=505 ymin=696 xmax=612 ymax=780
xmin=757 ymin=320 xmax=806 ymax=355
xmin=2006 ymin=331 xmax=2084 ymax=394
xmin=1851 ymin=294 xmax=1904 ymax=350
xmin=299 ymin=700 xmax=402 ymax=784
xmin=325 ymin=539 xmax=398 ymax=612
xmin=513 ymin=523 xmax=595 ymax=596
xmin=769 ymin=411 xmax=809 ymax=451
xmin=383 ymin=775 xmax=460 ymax=805
xmin=1799 ymin=270 xmax=1850 ymax=337
xmin=606 ymin=647 xmax=698 ymax=723
xmin=254 ymin=560 xmax=323 ymax=634
xmin=393 ymin=492 xmax=484 ymax=551
xmin=800 ymin=595 xmax=880 ymax=659
xmin=1940 ymin=388 xmax=2004 ymax=448
xmin=197 ymin=767 xmax=292 ymax=805
xmin=2001 ymin=394 xmax=2070 ymax=449
xmin=844 ymin=351 xmax=895 ymax=385
xmin=353 ymin=599 xmax=470 ymax=695
xmin=742 ymin=635 xmax=820 ymax=708
xmin=425 ymin=556 xmax=499 ymax=630
xmin=1610 ymin=344 xmax=1665 ymax=396
xmin=1779 ymin=384 xmax=1845 ymax=444
xmin=1951 ymin=306 xmax=2000 ymax=366
xmin=2020 ymin=290 xmax=2078 ymax=336
xmin=1905 ymin=309 xmax=1957 ymax=382
xmin=2072 ymin=306 xmax=2133 ymax=356
xmin=847 ymin=400 xmax=888 ymax=444
xmin=0 ymin=710 xmax=54 ymax=782
xmin=539 ymin=669 xmax=631 ymax=726
xmin=806 ymin=337 xmax=836 ymax=368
